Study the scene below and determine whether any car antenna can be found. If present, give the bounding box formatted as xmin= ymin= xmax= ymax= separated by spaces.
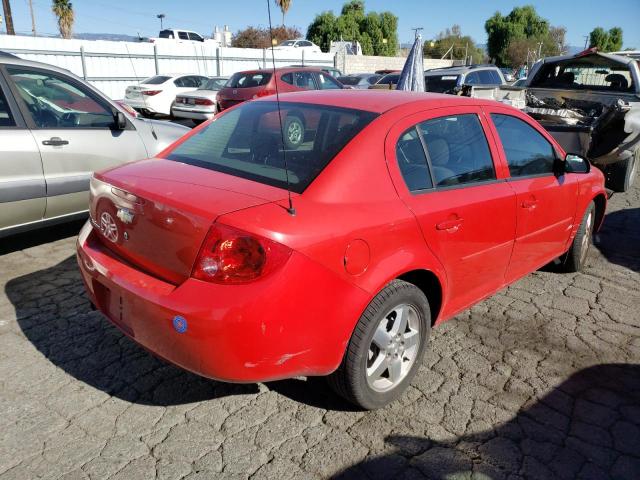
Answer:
xmin=124 ymin=43 xmax=158 ymax=140
xmin=267 ymin=0 xmax=296 ymax=216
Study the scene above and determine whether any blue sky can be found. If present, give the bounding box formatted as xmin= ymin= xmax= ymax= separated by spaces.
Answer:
xmin=3 ymin=0 xmax=639 ymax=49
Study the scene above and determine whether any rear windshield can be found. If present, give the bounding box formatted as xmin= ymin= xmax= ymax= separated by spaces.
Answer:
xmin=425 ymin=74 xmax=460 ymax=93
xmin=159 ymin=30 xmax=173 ymax=39
xmin=226 ymin=72 xmax=272 ymax=88
xmin=338 ymin=76 xmax=364 ymax=86
xmin=166 ymin=101 xmax=378 ymax=193
xmin=530 ymin=57 xmax=635 ymax=92
xmin=141 ymin=75 xmax=171 ymax=85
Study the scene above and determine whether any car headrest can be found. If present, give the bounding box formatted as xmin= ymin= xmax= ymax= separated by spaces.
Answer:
xmin=428 ymin=139 xmax=450 ymax=166
xmin=605 ymin=73 xmax=628 ymax=89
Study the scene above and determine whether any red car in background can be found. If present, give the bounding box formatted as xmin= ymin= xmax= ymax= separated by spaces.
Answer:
xmin=77 ymin=91 xmax=606 ymax=409
xmin=217 ymin=66 xmax=344 ymax=111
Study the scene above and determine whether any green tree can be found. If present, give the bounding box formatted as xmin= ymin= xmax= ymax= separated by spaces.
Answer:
xmin=52 ymin=0 xmax=74 ymax=39
xmin=424 ymin=25 xmax=486 ymax=63
xmin=232 ymin=25 xmax=301 ymax=49
xmin=589 ymin=26 xmax=623 ymax=52
xmin=485 ymin=5 xmax=564 ymax=67
xmin=306 ymin=1 xmax=398 ymax=55
xmin=274 ymin=0 xmax=291 ymax=26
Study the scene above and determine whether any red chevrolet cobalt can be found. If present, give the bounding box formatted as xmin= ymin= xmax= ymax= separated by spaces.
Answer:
xmin=77 ymin=90 xmax=606 ymax=409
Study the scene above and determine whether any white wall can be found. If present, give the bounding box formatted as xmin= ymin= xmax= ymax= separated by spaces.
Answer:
xmin=338 ymin=53 xmax=454 ymax=74
xmin=0 ymin=34 xmax=335 ymax=99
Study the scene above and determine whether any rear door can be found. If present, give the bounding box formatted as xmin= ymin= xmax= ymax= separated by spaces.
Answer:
xmin=0 ymin=69 xmax=45 ymax=231
xmin=5 ymin=65 xmax=148 ymax=219
xmin=386 ymin=106 xmax=517 ymax=318
xmin=484 ymin=107 xmax=580 ymax=282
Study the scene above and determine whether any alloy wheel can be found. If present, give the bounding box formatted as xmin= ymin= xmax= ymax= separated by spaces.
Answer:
xmin=366 ymin=303 xmax=421 ymax=392
xmin=580 ymin=210 xmax=594 ymax=264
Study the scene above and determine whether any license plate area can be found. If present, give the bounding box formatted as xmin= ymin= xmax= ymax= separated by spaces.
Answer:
xmin=92 ymin=280 xmax=134 ymax=336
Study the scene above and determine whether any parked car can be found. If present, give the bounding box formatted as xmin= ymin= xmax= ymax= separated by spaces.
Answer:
xmin=369 ymin=72 xmax=401 ymax=89
xmin=124 ymin=74 xmax=210 ymax=117
xmin=77 ymin=90 xmax=606 ymax=410
xmin=424 ymin=64 xmax=505 ymax=93
xmin=150 ymin=29 xmax=213 ymax=44
xmin=0 ymin=56 xmax=189 ymax=237
xmin=217 ymin=67 xmax=344 ymax=112
xmin=171 ymin=76 xmax=228 ymax=123
xmin=338 ymin=73 xmax=382 ymax=89
xmin=466 ymin=50 xmax=640 ymax=192
xmin=270 ymin=39 xmax=322 ymax=54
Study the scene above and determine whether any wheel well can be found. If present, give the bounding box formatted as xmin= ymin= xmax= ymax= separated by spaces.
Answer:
xmin=593 ymin=194 xmax=606 ymax=231
xmin=397 ymin=270 xmax=442 ymax=325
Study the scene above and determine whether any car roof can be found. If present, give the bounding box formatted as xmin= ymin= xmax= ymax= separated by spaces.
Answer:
xmin=254 ymin=89 xmax=501 ymax=114
xmin=233 ymin=67 xmax=324 ymax=75
xmin=425 ymin=64 xmax=500 ymax=75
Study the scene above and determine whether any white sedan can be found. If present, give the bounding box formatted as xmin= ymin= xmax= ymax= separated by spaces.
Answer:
xmin=171 ymin=76 xmax=228 ymax=123
xmin=271 ymin=39 xmax=322 ymax=54
xmin=124 ymin=74 xmax=209 ymax=117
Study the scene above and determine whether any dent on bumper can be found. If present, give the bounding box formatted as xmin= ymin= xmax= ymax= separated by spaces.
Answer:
xmin=76 ymin=221 xmax=370 ymax=383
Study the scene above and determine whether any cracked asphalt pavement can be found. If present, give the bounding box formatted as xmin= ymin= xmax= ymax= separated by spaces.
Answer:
xmin=0 ymin=185 xmax=639 ymax=480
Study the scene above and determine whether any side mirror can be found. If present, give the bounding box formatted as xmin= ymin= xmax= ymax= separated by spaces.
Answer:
xmin=564 ymin=153 xmax=590 ymax=174
xmin=114 ymin=111 xmax=127 ymax=130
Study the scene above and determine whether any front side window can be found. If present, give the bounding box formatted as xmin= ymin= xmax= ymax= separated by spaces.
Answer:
xmin=188 ymin=32 xmax=204 ymax=42
xmin=478 ymin=70 xmax=496 ymax=84
xmin=317 ymin=73 xmax=341 ymax=90
xmin=165 ymin=101 xmax=377 ymax=193
xmin=491 ymin=114 xmax=556 ymax=177
xmin=0 ymin=87 xmax=15 ymax=127
xmin=418 ymin=114 xmax=495 ymax=187
xmin=7 ymin=67 xmax=114 ymax=129
xmin=396 ymin=127 xmax=432 ymax=192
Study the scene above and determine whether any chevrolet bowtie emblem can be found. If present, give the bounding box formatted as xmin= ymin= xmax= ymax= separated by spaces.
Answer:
xmin=116 ymin=208 xmax=135 ymax=224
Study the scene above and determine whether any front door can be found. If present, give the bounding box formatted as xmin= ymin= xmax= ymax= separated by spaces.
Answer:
xmin=485 ymin=108 xmax=579 ymax=282
xmin=4 ymin=65 xmax=148 ymax=219
xmin=387 ymin=107 xmax=517 ymax=318
xmin=0 ymin=74 xmax=45 ymax=231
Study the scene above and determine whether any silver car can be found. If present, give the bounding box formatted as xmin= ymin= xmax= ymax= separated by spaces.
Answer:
xmin=0 ymin=54 xmax=190 ymax=237
xmin=171 ymin=76 xmax=228 ymax=123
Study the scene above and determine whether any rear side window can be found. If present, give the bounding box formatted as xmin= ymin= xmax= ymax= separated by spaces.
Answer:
xmin=290 ymin=71 xmax=315 ymax=90
xmin=0 ymin=87 xmax=15 ymax=127
xmin=491 ymin=114 xmax=556 ymax=177
xmin=178 ymin=32 xmax=189 ymax=40
xmin=141 ymin=76 xmax=171 ymax=85
xmin=317 ymin=73 xmax=341 ymax=90
xmin=396 ymin=128 xmax=432 ymax=191
xmin=166 ymin=101 xmax=378 ymax=193
xmin=464 ymin=71 xmax=481 ymax=85
xmin=478 ymin=70 xmax=496 ymax=84
xmin=227 ymin=72 xmax=272 ymax=88
xmin=418 ymin=114 xmax=495 ymax=187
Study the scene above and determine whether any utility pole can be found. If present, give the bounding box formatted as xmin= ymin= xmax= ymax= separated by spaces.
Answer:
xmin=28 ymin=0 xmax=35 ymax=36
xmin=410 ymin=27 xmax=423 ymax=40
xmin=583 ymin=35 xmax=589 ymax=50
xmin=2 ymin=0 xmax=15 ymax=35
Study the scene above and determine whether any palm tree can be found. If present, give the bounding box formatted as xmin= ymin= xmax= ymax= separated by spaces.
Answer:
xmin=274 ymin=0 xmax=291 ymax=26
xmin=2 ymin=0 xmax=15 ymax=35
xmin=52 ymin=0 xmax=74 ymax=39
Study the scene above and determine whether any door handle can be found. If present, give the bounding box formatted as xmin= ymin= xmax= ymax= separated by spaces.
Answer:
xmin=521 ymin=199 xmax=538 ymax=209
xmin=42 ymin=137 xmax=69 ymax=146
xmin=436 ymin=218 xmax=464 ymax=231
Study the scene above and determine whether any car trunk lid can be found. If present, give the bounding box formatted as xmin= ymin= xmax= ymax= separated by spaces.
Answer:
xmin=90 ymin=159 xmax=284 ymax=284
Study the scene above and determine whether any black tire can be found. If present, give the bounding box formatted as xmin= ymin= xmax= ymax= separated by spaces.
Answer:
xmin=607 ymin=150 xmax=638 ymax=193
xmin=561 ymin=202 xmax=595 ymax=272
xmin=328 ymin=280 xmax=430 ymax=410
xmin=283 ymin=115 xmax=305 ymax=150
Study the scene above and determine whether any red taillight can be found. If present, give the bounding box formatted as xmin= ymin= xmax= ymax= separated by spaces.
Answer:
xmin=252 ymin=89 xmax=275 ymax=99
xmin=192 ymin=224 xmax=291 ymax=284
xmin=194 ymin=98 xmax=214 ymax=106
xmin=142 ymin=90 xmax=162 ymax=96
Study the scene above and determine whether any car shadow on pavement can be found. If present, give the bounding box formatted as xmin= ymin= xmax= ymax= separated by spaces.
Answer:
xmin=594 ymin=207 xmax=640 ymax=273
xmin=0 ymin=219 xmax=86 ymax=255
xmin=7 ymin=255 xmax=259 ymax=406
xmin=332 ymin=363 xmax=640 ymax=480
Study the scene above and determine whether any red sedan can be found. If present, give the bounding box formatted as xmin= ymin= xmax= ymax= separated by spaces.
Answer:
xmin=77 ymin=90 xmax=606 ymax=409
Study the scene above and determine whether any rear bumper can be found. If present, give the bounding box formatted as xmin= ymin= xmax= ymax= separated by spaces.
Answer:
xmin=76 ymin=221 xmax=369 ymax=382
xmin=171 ymin=107 xmax=215 ymax=120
